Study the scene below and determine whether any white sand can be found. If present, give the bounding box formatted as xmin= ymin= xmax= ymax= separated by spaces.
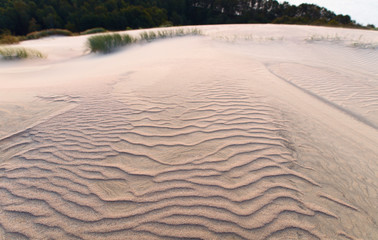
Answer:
xmin=0 ymin=24 xmax=377 ymax=239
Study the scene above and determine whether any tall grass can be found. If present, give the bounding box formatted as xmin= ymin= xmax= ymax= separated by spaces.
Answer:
xmin=87 ymin=33 xmax=135 ymax=53
xmin=87 ymin=28 xmax=202 ymax=54
xmin=0 ymin=47 xmax=44 ymax=60
xmin=139 ymin=28 xmax=202 ymax=42
xmin=26 ymin=29 xmax=73 ymax=40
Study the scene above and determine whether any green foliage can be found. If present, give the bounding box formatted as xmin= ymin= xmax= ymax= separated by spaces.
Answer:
xmin=26 ymin=29 xmax=73 ymax=40
xmin=0 ymin=47 xmax=44 ymax=60
xmin=80 ymin=28 xmax=108 ymax=35
xmin=87 ymin=33 xmax=136 ymax=53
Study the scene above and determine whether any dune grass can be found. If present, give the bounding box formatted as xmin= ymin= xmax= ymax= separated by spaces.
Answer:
xmin=350 ymin=42 xmax=377 ymax=49
xmin=80 ymin=28 xmax=108 ymax=35
xmin=139 ymin=28 xmax=202 ymax=42
xmin=87 ymin=33 xmax=136 ymax=53
xmin=26 ymin=29 xmax=73 ymax=40
xmin=0 ymin=47 xmax=44 ymax=60
xmin=305 ymin=34 xmax=377 ymax=49
xmin=87 ymin=28 xmax=202 ymax=54
xmin=305 ymin=34 xmax=344 ymax=43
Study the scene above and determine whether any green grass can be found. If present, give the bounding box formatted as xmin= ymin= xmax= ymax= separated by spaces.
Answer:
xmin=139 ymin=28 xmax=202 ymax=42
xmin=80 ymin=28 xmax=108 ymax=35
xmin=26 ymin=29 xmax=73 ymax=40
xmin=87 ymin=33 xmax=136 ymax=53
xmin=87 ymin=28 xmax=202 ymax=54
xmin=0 ymin=47 xmax=44 ymax=60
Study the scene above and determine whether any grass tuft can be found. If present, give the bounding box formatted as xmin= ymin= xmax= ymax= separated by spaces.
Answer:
xmin=305 ymin=34 xmax=344 ymax=43
xmin=80 ymin=28 xmax=108 ymax=35
xmin=139 ymin=28 xmax=202 ymax=42
xmin=0 ymin=47 xmax=45 ymax=60
xmin=350 ymin=42 xmax=377 ymax=49
xmin=305 ymin=34 xmax=377 ymax=49
xmin=87 ymin=28 xmax=202 ymax=54
xmin=26 ymin=29 xmax=73 ymax=40
xmin=87 ymin=33 xmax=136 ymax=53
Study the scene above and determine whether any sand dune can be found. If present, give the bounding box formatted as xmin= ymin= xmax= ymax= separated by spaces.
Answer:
xmin=0 ymin=25 xmax=377 ymax=239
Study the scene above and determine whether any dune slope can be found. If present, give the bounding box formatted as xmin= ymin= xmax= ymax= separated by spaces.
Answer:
xmin=0 ymin=25 xmax=377 ymax=239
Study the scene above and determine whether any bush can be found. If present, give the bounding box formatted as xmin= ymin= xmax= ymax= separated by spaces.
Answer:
xmin=0 ymin=34 xmax=20 ymax=44
xmin=0 ymin=47 xmax=44 ymax=60
xmin=26 ymin=29 xmax=73 ymax=40
xmin=87 ymin=33 xmax=136 ymax=53
xmin=80 ymin=28 xmax=108 ymax=35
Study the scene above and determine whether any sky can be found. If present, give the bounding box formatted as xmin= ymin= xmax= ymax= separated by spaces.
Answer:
xmin=281 ymin=0 xmax=378 ymax=26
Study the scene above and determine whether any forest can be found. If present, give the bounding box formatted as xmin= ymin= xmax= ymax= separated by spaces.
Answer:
xmin=0 ymin=0 xmax=372 ymax=36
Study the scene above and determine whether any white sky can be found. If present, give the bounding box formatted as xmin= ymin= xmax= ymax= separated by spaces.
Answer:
xmin=281 ymin=0 xmax=378 ymax=26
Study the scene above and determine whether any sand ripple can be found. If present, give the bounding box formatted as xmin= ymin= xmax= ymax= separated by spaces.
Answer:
xmin=1 ymin=28 xmax=377 ymax=239
xmin=0 ymin=72 xmax=358 ymax=240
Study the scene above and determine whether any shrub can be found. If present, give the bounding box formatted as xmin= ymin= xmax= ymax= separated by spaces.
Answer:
xmin=80 ymin=28 xmax=107 ymax=35
xmin=87 ymin=33 xmax=136 ymax=53
xmin=26 ymin=29 xmax=73 ymax=40
xmin=0 ymin=34 xmax=20 ymax=44
xmin=0 ymin=47 xmax=44 ymax=60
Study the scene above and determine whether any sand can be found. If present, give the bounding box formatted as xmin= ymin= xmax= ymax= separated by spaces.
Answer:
xmin=0 ymin=24 xmax=377 ymax=239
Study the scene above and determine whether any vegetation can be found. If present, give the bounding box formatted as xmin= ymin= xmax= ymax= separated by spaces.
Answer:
xmin=304 ymin=33 xmax=378 ymax=49
xmin=0 ymin=32 xmax=19 ymax=44
xmin=139 ymin=28 xmax=202 ymax=41
xmin=80 ymin=28 xmax=108 ymax=35
xmin=87 ymin=33 xmax=135 ymax=53
xmin=26 ymin=29 xmax=73 ymax=40
xmin=0 ymin=47 xmax=44 ymax=60
xmin=0 ymin=0 xmax=372 ymax=40
xmin=88 ymin=28 xmax=202 ymax=53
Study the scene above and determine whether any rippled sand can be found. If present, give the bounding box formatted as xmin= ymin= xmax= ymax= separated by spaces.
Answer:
xmin=0 ymin=25 xmax=377 ymax=239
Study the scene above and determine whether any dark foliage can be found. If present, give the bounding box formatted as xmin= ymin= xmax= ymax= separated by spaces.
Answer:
xmin=0 ymin=0 xmax=367 ymax=37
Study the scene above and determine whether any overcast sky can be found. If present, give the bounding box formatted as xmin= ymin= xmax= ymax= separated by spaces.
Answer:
xmin=281 ymin=0 xmax=378 ymax=26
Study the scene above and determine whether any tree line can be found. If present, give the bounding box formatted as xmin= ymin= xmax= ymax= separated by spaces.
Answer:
xmin=0 ymin=0 xmax=371 ymax=36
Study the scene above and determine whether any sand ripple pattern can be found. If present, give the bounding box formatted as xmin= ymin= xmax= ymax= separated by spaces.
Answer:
xmin=0 ymin=77 xmax=345 ymax=239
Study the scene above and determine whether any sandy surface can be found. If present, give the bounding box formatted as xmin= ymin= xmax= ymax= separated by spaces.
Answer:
xmin=0 ymin=24 xmax=377 ymax=239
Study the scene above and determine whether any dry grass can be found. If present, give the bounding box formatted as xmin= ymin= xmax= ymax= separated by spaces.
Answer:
xmin=0 ymin=47 xmax=45 ymax=60
xmin=26 ymin=29 xmax=73 ymax=40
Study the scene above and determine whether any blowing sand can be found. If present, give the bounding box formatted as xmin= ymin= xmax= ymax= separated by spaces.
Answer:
xmin=0 ymin=24 xmax=377 ymax=239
